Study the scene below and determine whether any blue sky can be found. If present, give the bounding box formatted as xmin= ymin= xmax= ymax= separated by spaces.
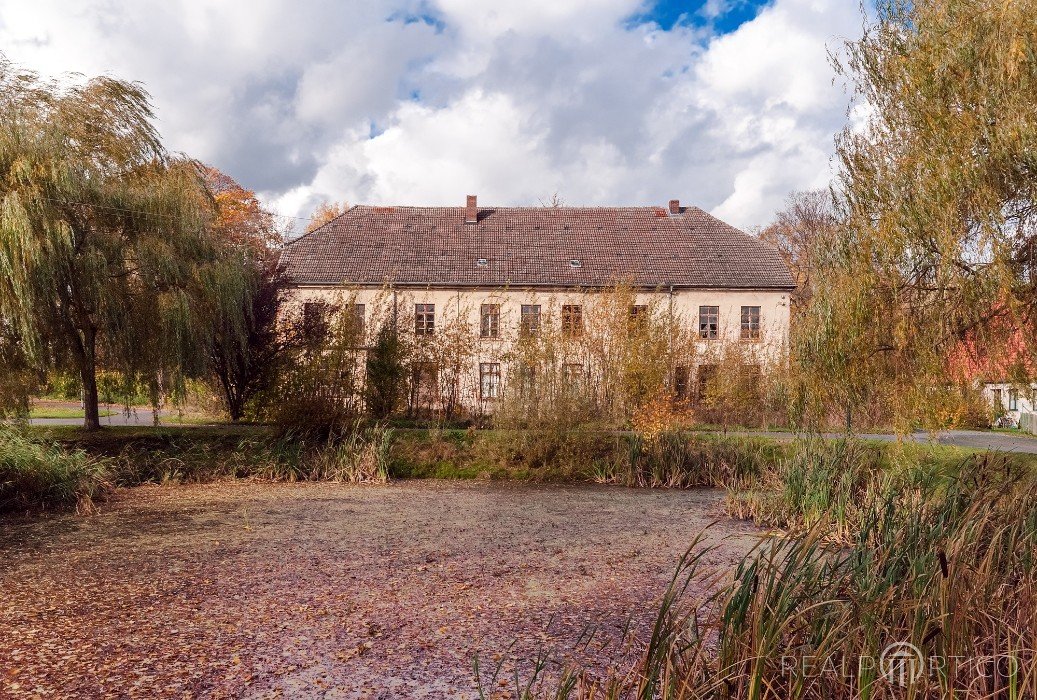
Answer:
xmin=0 ymin=0 xmax=861 ymax=230
xmin=637 ymin=0 xmax=774 ymax=32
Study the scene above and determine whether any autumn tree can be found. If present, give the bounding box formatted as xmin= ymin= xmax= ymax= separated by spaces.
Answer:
xmin=796 ymin=0 xmax=1037 ymax=430
xmin=0 ymin=57 xmax=247 ymax=430
xmin=758 ymin=189 xmax=837 ymax=315
xmin=201 ymin=165 xmax=284 ymax=252
xmin=307 ymin=200 xmax=349 ymax=232
xmin=201 ymin=167 xmax=291 ymax=422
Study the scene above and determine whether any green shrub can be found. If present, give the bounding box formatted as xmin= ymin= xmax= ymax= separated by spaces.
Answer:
xmin=0 ymin=428 xmax=112 ymax=513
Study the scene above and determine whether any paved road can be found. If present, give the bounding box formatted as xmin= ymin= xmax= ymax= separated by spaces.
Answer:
xmin=26 ymin=409 xmax=163 ymax=427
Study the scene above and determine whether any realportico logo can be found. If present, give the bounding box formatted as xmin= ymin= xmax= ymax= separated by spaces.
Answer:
xmin=780 ymin=643 xmax=1029 ymax=686
xmin=880 ymin=642 xmax=925 ymax=687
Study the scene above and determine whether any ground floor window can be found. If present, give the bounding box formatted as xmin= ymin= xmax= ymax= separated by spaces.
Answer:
xmin=563 ymin=363 xmax=584 ymax=388
xmin=411 ymin=362 xmax=439 ymax=409
xmin=674 ymin=366 xmax=690 ymax=401
xmin=480 ymin=362 xmax=501 ymax=400
xmin=517 ymin=363 xmax=537 ymax=398
xmin=696 ymin=364 xmax=717 ymax=401
xmin=1010 ymin=389 xmax=1019 ymax=411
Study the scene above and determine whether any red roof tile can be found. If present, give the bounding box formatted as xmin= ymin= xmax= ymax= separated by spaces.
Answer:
xmin=280 ymin=204 xmax=795 ymax=290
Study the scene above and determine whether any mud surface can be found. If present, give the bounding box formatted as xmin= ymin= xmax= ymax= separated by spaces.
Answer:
xmin=0 ymin=481 xmax=763 ymax=698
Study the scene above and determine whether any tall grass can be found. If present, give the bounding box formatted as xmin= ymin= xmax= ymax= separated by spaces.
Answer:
xmin=0 ymin=427 xmax=112 ymax=514
xmin=109 ymin=424 xmax=394 ymax=485
xmin=536 ymin=439 xmax=1037 ymax=698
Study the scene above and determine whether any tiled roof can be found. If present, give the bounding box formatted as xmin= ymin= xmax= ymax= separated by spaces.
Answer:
xmin=280 ymin=204 xmax=795 ymax=290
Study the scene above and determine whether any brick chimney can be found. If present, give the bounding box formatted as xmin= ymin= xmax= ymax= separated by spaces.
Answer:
xmin=668 ymin=199 xmax=681 ymax=215
xmin=465 ymin=194 xmax=478 ymax=224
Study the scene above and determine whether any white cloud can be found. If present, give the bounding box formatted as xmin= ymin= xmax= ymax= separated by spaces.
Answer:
xmin=0 ymin=0 xmax=861 ymax=230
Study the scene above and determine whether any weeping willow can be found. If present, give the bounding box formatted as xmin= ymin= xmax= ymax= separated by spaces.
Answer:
xmin=798 ymin=0 xmax=1037 ymax=430
xmin=0 ymin=56 xmax=248 ymax=429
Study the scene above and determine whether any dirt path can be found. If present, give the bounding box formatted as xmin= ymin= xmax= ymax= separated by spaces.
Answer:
xmin=0 ymin=481 xmax=763 ymax=699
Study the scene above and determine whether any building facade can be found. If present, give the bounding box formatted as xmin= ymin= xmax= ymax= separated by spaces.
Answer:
xmin=280 ymin=196 xmax=795 ymax=411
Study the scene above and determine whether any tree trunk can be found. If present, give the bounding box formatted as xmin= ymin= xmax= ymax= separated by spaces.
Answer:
xmin=81 ymin=326 xmax=101 ymax=431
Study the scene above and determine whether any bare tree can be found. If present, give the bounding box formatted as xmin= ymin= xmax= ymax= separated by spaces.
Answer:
xmin=759 ymin=189 xmax=838 ymax=315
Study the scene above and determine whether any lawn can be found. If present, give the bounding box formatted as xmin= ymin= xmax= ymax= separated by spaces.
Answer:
xmin=0 ymin=481 xmax=762 ymax=698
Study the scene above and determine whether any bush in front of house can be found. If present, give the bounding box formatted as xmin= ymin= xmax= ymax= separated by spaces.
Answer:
xmin=0 ymin=428 xmax=113 ymax=514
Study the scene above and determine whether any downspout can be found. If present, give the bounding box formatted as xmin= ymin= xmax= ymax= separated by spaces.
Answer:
xmin=668 ymin=285 xmax=675 ymax=379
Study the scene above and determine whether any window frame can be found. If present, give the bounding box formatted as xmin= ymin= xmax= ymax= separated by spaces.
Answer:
xmin=674 ymin=366 xmax=690 ymax=401
xmin=562 ymin=362 xmax=585 ymax=387
xmin=517 ymin=362 xmax=537 ymax=398
xmin=740 ymin=306 xmax=761 ymax=341
xmin=698 ymin=305 xmax=719 ymax=340
xmin=480 ymin=303 xmax=501 ymax=339
xmin=479 ymin=362 xmax=502 ymax=400
xmin=696 ymin=364 xmax=717 ymax=402
xmin=415 ymin=303 xmax=435 ymax=336
xmin=520 ymin=304 xmax=541 ymax=336
xmin=561 ymin=304 xmax=583 ymax=337
xmin=349 ymin=303 xmax=365 ymax=340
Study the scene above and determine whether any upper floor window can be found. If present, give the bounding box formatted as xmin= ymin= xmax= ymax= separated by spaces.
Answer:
xmin=699 ymin=305 xmax=719 ymax=340
xmin=480 ymin=304 xmax=500 ymax=338
xmin=629 ymin=305 xmax=648 ymax=333
xmin=740 ymin=306 xmax=761 ymax=340
xmin=302 ymin=301 xmax=330 ymax=343
xmin=415 ymin=303 xmax=435 ymax=336
xmin=561 ymin=304 xmax=583 ymax=337
xmin=520 ymin=304 xmax=541 ymax=336
xmin=348 ymin=303 xmax=365 ymax=339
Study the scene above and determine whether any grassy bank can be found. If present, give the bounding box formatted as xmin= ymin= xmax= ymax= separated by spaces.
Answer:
xmin=6 ymin=424 xmax=1027 ymax=516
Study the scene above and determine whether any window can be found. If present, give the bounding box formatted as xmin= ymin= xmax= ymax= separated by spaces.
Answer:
xmin=563 ymin=363 xmax=584 ymax=386
xmin=411 ymin=362 xmax=439 ymax=409
xmin=520 ymin=304 xmax=541 ymax=336
xmin=741 ymin=364 xmax=762 ymax=398
xmin=699 ymin=305 xmax=719 ymax=340
xmin=480 ymin=362 xmax=501 ymax=399
xmin=992 ymin=388 xmax=1003 ymax=407
xmin=674 ymin=366 xmax=690 ymax=401
xmin=348 ymin=303 xmax=365 ymax=339
xmin=480 ymin=304 xmax=500 ymax=338
xmin=302 ymin=301 xmax=329 ymax=342
xmin=697 ymin=364 xmax=717 ymax=401
xmin=518 ymin=363 xmax=537 ymax=398
xmin=740 ymin=306 xmax=761 ymax=340
xmin=629 ymin=305 xmax=648 ymax=333
xmin=561 ymin=305 xmax=583 ymax=336
xmin=1010 ymin=390 xmax=1019 ymax=411
xmin=415 ymin=303 xmax=435 ymax=336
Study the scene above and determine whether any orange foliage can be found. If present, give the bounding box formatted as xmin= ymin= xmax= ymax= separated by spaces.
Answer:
xmin=307 ymin=200 xmax=349 ymax=232
xmin=200 ymin=165 xmax=282 ymax=252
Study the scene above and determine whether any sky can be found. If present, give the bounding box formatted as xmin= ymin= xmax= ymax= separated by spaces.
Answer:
xmin=0 ymin=0 xmax=864 ymax=232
